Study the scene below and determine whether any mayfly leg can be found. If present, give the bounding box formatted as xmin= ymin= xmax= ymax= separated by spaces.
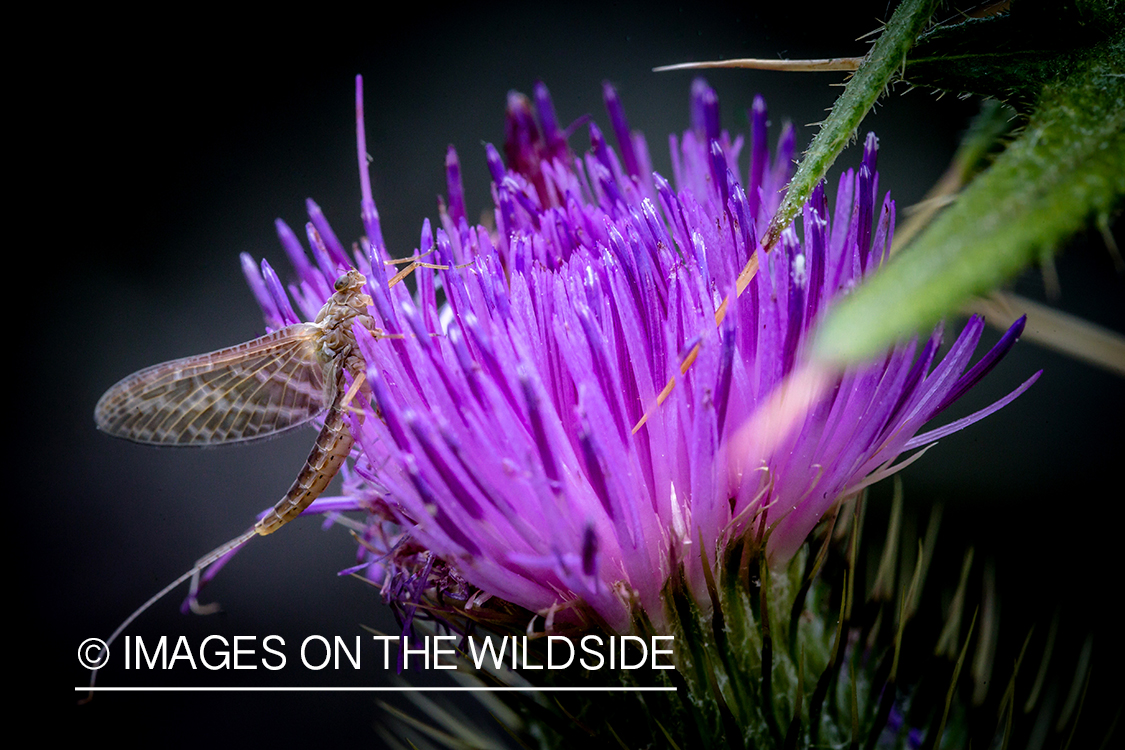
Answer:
xmin=82 ymin=528 xmax=257 ymax=699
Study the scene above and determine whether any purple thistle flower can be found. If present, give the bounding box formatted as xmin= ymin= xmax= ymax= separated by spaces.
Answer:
xmin=245 ymin=76 xmax=1038 ymax=634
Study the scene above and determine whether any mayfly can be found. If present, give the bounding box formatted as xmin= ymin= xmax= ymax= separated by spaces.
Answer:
xmin=96 ymin=267 xmax=374 ymax=536
xmin=87 ymin=268 xmax=377 ymax=690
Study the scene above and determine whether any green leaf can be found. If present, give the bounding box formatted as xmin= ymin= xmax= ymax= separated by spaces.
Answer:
xmin=761 ymin=0 xmax=940 ymax=250
xmin=812 ymin=34 xmax=1124 ymax=365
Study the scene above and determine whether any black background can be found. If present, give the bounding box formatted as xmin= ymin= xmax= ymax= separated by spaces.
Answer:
xmin=26 ymin=1 xmax=1122 ymax=745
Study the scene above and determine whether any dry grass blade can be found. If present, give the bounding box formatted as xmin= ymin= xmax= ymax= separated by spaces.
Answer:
xmin=966 ymin=292 xmax=1125 ymax=378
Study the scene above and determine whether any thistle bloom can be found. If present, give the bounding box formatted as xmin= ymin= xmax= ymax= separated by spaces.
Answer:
xmin=242 ymin=77 xmax=1036 ymax=634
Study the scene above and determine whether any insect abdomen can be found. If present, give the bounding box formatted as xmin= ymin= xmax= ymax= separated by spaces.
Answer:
xmin=254 ymin=400 xmax=355 ymax=536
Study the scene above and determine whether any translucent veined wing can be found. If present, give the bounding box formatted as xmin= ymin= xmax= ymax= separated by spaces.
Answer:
xmin=95 ymin=323 xmax=334 ymax=446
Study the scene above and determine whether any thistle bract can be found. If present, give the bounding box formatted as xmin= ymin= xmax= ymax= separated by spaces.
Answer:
xmin=242 ymin=77 xmax=1036 ymax=637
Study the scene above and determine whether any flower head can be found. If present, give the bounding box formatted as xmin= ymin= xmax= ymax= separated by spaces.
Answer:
xmin=242 ymin=76 xmax=1036 ymax=634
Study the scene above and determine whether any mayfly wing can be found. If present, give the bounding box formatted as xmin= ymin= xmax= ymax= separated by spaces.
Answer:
xmin=94 ymin=323 xmax=334 ymax=446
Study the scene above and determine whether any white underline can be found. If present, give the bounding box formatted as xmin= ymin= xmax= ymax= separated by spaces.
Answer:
xmin=76 ymin=686 xmax=676 ymax=693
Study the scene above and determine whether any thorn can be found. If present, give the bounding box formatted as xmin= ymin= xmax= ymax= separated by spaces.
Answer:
xmin=1039 ymin=250 xmax=1061 ymax=301
xmin=1024 ymin=611 xmax=1059 ymax=713
xmin=934 ymin=609 xmax=980 ymax=749
xmin=653 ymin=57 xmax=862 ymax=73
xmin=1056 ymin=635 xmax=1094 ymax=734
xmin=856 ymin=22 xmax=886 ymax=41
xmin=1097 ymin=212 xmax=1123 ymax=272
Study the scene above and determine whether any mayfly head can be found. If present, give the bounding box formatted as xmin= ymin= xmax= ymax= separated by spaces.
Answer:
xmin=334 ymin=268 xmax=367 ymax=294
